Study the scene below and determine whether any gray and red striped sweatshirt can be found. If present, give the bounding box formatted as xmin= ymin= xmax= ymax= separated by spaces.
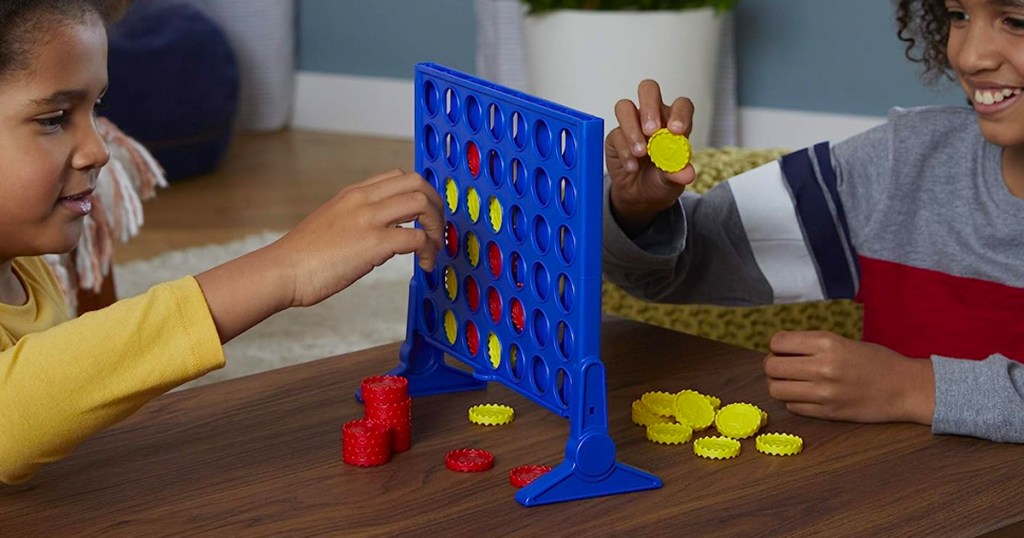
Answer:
xmin=603 ymin=105 xmax=1024 ymax=442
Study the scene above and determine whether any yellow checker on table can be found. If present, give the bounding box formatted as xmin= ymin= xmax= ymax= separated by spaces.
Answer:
xmin=693 ymin=436 xmax=741 ymax=460
xmin=468 ymin=404 xmax=514 ymax=426
xmin=714 ymin=403 xmax=764 ymax=439
xmin=756 ymin=432 xmax=803 ymax=456
xmin=640 ymin=391 xmax=677 ymax=417
xmin=646 ymin=422 xmax=693 ymax=445
xmin=674 ymin=390 xmax=715 ymax=431
xmin=632 ymin=399 xmax=672 ymax=427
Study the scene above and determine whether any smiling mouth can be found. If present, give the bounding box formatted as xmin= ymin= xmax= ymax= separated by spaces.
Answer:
xmin=972 ymin=87 xmax=1022 ymax=106
xmin=59 ymin=187 xmax=94 ymax=202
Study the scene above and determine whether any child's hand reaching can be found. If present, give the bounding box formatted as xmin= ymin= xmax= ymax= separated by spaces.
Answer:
xmin=605 ymin=79 xmax=697 ymax=237
xmin=195 ymin=169 xmax=444 ymax=343
xmin=272 ymin=169 xmax=444 ymax=307
xmin=763 ymin=331 xmax=936 ymax=425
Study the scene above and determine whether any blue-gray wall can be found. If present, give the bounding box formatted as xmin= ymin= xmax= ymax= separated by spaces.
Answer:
xmin=735 ymin=0 xmax=962 ymax=115
xmin=298 ymin=0 xmax=964 ymax=116
xmin=298 ymin=0 xmax=476 ymax=80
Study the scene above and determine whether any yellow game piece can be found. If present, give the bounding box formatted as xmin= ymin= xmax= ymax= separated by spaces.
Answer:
xmin=756 ymin=433 xmax=803 ymax=456
xmin=674 ymin=390 xmax=715 ymax=431
xmin=646 ymin=128 xmax=691 ymax=173
xmin=488 ymin=196 xmax=503 ymax=233
xmin=646 ymin=422 xmax=693 ymax=445
xmin=487 ymin=333 xmax=501 ymax=368
xmin=681 ymin=390 xmax=720 ymax=411
xmin=444 ymin=310 xmax=457 ymax=344
xmin=714 ymin=403 xmax=764 ymax=439
xmin=466 ymin=187 xmax=481 ymax=223
xmin=444 ymin=266 xmax=457 ymax=301
xmin=469 ymin=404 xmax=515 ymax=426
xmin=760 ymin=409 xmax=769 ymax=428
xmin=693 ymin=436 xmax=741 ymax=460
xmin=632 ymin=399 xmax=672 ymax=427
xmin=640 ymin=391 xmax=676 ymax=417
xmin=466 ymin=232 xmax=480 ymax=267
xmin=444 ymin=177 xmax=459 ymax=213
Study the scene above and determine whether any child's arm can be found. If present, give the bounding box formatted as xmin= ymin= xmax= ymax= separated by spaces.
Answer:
xmin=763 ymin=331 xmax=936 ymax=425
xmin=603 ymin=80 xmax=834 ymax=307
xmin=0 ymin=170 xmax=443 ymax=484
xmin=0 ymin=277 xmax=225 ymax=485
xmin=764 ymin=331 xmax=1024 ymax=443
xmin=195 ymin=169 xmax=443 ymax=343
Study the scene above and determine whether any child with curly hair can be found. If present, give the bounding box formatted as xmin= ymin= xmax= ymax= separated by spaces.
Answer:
xmin=603 ymin=0 xmax=1024 ymax=441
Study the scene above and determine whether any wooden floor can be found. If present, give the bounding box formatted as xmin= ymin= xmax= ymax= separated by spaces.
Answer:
xmin=115 ymin=130 xmax=415 ymax=263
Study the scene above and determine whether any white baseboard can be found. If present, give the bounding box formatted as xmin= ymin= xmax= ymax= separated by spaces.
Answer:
xmin=293 ymin=72 xmax=415 ymax=139
xmin=292 ymin=71 xmax=886 ymax=149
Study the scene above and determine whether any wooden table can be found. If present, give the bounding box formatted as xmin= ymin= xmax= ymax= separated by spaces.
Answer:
xmin=3 ymin=317 xmax=1022 ymax=536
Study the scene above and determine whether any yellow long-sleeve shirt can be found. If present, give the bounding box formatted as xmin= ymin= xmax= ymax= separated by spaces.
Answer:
xmin=0 ymin=257 xmax=225 ymax=484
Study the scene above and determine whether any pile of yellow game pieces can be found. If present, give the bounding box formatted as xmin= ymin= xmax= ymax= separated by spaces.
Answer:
xmin=632 ymin=390 xmax=803 ymax=459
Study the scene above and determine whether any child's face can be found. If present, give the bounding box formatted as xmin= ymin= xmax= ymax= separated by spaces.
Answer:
xmin=0 ymin=14 xmax=109 ymax=260
xmin=946 ymin=0 xmax=1024 ymax=149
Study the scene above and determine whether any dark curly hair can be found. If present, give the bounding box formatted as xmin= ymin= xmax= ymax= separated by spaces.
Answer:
xmin=896 ymin=0 xmax=954 ymax=83
xmin=0 ymin=0 xmax=131 ymax=81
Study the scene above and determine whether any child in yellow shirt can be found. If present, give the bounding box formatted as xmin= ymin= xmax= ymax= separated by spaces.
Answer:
xmin=0 ymin=0 xmax=444 ymax=484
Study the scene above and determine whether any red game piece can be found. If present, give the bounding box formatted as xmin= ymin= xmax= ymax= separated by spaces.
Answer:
xmin=342 ymin=419 xmax=391 ymax=467
xmin=465 ymin=276 xmax=480 ymax=311
xmin=364 ymin=397 xmax=413 ymax=453
xmin=445 ymin=222 xmax=458 ymax=257
xmin=361 ymin=375 xmax=409 ymax=405
xmin=467 ymin=141 xmax=480 ymax=177
xmin=510 ymin=298 xmax=525 ymax=333
xmin=445 ymin=448 xmax=494 ymax=472
xmin=509 ymin=464 xmax=553 ymax=488
xmin=487 ymin=242 xmax=502 ymax=278
xmin=465 ymin=322 xmax=480 ymax=356
xmin=487 ymin=287 xmax=502 ymax=323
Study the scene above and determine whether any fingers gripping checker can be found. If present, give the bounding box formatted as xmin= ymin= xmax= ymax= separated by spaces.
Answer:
xmin=364 ymin=63 xmax=661 ymax=506
xmin=647 ymin=128 xmax=691 ymax=173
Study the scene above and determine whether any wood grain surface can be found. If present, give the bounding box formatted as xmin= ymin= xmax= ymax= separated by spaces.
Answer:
xmin=3 ymin=317 xmax=1022 ymax=537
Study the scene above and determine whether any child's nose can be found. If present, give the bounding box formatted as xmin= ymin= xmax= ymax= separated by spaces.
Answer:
xmin=72 ymin=117 xmax=111 ymax=171
xmin=956 ymin=24 xmax=1001 ymax=73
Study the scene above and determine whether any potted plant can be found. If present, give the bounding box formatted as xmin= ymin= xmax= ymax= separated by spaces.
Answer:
xmin=521 ymin=0 xmax=737 ymax=148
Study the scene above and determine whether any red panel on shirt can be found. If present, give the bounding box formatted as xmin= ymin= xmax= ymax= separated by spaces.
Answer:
xmin=856 ymin=256 xmax=1024 ymax=363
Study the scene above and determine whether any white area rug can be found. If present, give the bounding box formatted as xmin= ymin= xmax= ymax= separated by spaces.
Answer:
xmin=114 ymin=231 xmax=412 ymax=390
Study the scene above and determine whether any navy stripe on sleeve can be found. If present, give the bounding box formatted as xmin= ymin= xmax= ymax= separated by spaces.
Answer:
xmin=812 ymin=142 xmax=861 ymax=283
xmin=779 ymin=147 xmax=857 ymax=299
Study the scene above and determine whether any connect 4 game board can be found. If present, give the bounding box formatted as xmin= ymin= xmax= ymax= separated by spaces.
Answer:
xmin=384 ymin=63 xmax=661 ymax=506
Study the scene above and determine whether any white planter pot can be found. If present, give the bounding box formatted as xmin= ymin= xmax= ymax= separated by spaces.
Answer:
xmin=524 ymin=8 xmax=722 ymax=149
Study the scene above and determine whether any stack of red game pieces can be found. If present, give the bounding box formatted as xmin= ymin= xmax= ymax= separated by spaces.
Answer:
xmin=361 ymin=375 xmax=412 ymax=453
xmin=341 ymin=418 xmax=391 ymax=467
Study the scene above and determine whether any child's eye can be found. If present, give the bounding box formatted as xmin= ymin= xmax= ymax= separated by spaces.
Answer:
xmin=946 ymin=8 xmax=968 ymax=23
xmin=1005 ymin=16 xmax=1024 ymax=30
xmin=93 ymin=97 xmax=107 ymax=116
xmin=35 ymin=111 xmax=66 ymax=132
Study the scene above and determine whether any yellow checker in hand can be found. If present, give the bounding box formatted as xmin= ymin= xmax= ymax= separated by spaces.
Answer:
xmin=647 ymin=128 xmax=691 ymax=173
